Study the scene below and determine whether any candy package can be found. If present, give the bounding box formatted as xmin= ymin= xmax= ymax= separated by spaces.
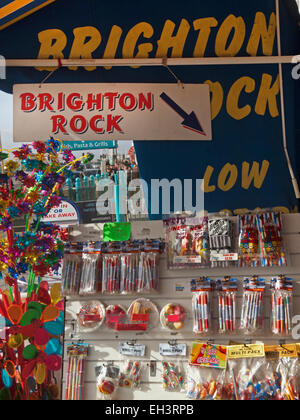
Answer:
xmin=120 ymin=244 xmax=139 ymax=295
xmin=188 ymin=343 xmax=227 ymax=400
xmin=216 ymin=277 xmax=237 ymax=334
xmin=270 ymin=276 xmax=293 ymax=336
xmin=208 ymin=216 xmax=236 ymax=268
xmin=240 ymin=277 xmax=265 ymax=335
xmin=257 ymin=212 xmax=287 ymax=267
xmin=79 ymin=242 xmax=102 ymax=296
xmin=77 ymin=301 xmax=106 ymax=333
xmin=65 ymin=343 xmax=88 ymax=401
xmin=186 ymin=365 xmax=225 ymax=400
xmin=160 ymin=303 xmax=186 ymax=331
xmin=118 ymin=360 xmax=143 ymax=390
xmin=105 ymin=304 xmax=127 ymax=330
xmin=127 ymin=298 xmax=160 ymax=331
xmin=191 ymin=278 xmax=214 ymax=335
xmin=227 ymin=344 xmax=265 ymax=400
xmin=264 ymin=345 xmax=299 ymax=400
xmin=238 ymin=215 xmax=260 ymax=267
xmin=162 ymin=361 xmax=185 ymax=392
xmin=165 ymin=216 xmax=209 ymax=269
xmin=62 ymin=244 xmax=83 ymax=296
xmin=96 ymin=364 xmax=119 ymax=400
xmin=102 ymin=243 xmax=121 ymax=294
xmin=137 ymin=240 xmax=161 ymax=293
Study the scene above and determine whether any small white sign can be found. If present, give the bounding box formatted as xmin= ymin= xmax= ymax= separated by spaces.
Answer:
xmin=42 ymin=199 xmax=79 ymax=224
xmin=119 ymin=343 xmax=146 ymax=357
xmin=210 ymin=253 xmax=238 ymax=262
xmin=159 ymin=343 xmax=187 ymax=356
xmin=13 ymin=83 xmax=212 ymax=142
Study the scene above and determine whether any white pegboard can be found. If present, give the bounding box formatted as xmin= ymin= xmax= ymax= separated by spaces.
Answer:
xmin=62 ymin=214 xmax=300 ymax=400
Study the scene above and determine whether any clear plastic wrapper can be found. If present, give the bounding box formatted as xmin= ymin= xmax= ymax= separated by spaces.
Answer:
xmin=264 ymin=346 xmax=299 ymax=400
xmin=191 ymin=278 xmax=213 ymax=335
xmin=186 ymin=365 xmax=225 ymax=400
xmin=61 ymin=244 xmax=83 ymax=296
xmin=127 ymin=298 xmax=160 ymax=331
xmin=165 ymin=216 xmax=209 ymax=269
xmin=65 ymin=343 xmax=88 ymax=401
xmin=77 ymin=301 xmax=105 ymax=333
xmin=102 ymin=247 xmax=121 ymax=294
xmin=120 ymin=252 xmax=139 ymax=295
xmin=216 ymin=277 xmax=237 ymax=334
xmin=137 ymin=252 xmax=159 ymax=293
xmin=240 ymin=276 xmax=265 ymax=334
xmin=79 ymin=242 xmax=102 ymax=296
xmin=162 ymin=361 xmax=185 ymax=392
xmin=257 ymin=212 xmax=287 ymax=267
xmin=118 ymin=360 xmax=143 ymax=390
xmin=238 ymin=214 xmax=260 ymax=267
xmin=105 ymin=304 xmax=127 ymax=330
xmin=209 ymin=216 xmax=236 ymax=268
xmin=95 ymin=365 xmax=119 ymax=400
xmin=160 ymin=303 xmax=185 ymax=331
xmin=227 ymin=346 xmax=265 ymax=400
xmin=270 ymin=276 xmax=293 ymax=336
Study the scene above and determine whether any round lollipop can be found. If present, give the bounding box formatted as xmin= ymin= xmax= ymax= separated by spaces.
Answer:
xmin=160 ymin=303 xmax=186 ymax=331
xmin=77 ymin=301 xmax=105 ymax=333
xmin=127 ymin=298 xmax=159 ymax=330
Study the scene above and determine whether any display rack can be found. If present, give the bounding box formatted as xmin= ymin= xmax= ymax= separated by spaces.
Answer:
xmin=62 ymin=214 xmax=300 ymax=400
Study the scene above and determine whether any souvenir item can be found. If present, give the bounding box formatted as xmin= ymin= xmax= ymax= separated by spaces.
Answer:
xmin=64 ymin=343 xmax=88 ymax=401
xmin=240 ymin=277 xmax=265 ymax=334
xmin=77 ymin=301 xmax=105 ymax=332
xmin=270 ymin=276 xmax=293 ymax=336
xmin=127 ymin=298 xmax=159 ymax=330
xmin=216 ymin=278 xmax=238 ymax=334
xmin=191 ymin=278 xmax=213 ymax=335
xmin=160 ymin=303 xmax=185 ymax=331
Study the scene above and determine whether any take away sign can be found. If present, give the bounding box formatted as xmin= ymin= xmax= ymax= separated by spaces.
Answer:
xmin=13 ymin=83 xmax=212 ymax=142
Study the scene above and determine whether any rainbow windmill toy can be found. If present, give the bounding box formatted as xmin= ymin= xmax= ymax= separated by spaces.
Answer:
xmin=0 ymin=138 xmax=93 ymax=400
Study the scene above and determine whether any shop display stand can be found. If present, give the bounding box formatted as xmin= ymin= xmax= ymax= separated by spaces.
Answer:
xmin=61 ymin=214 xmax=300 ymax=400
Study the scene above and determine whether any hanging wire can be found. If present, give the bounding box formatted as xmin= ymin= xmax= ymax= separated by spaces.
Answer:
xmin=162 ymin=57 xmax=184 ymax=89
xmin=39 ymin=58 xmax=63 ymax=87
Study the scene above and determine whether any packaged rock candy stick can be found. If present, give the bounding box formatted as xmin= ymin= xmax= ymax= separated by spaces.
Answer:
xmin=270 ymin=276 xmax=293 ymax=336
xmin=79 ymin=242 xmax=102 ymax=296
xmin=238 ymin=214 xmax=260 ymax=267
xmin=216 ymin=277 xmax=238 ymax=334
xmin=62 ymin=243 xmax=83 ymax=296
xmin=256 ymin=212 xmax=287 ymax=267
xmin=191 ymin=278 xmax=214 ymax=335
xmin=240 ymin=277 xmax=265 ymax=335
